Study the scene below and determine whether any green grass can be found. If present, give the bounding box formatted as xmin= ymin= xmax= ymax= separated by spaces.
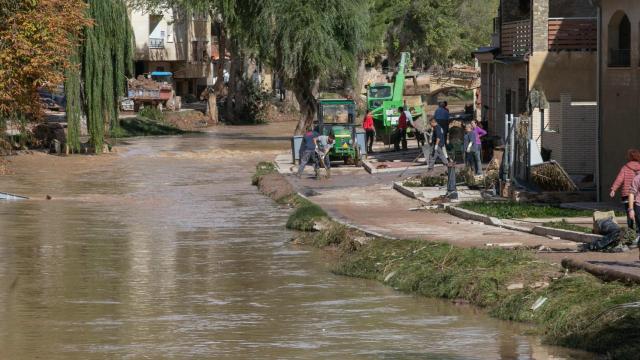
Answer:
xmin=542 ymin=220 xmax=592 ymax=234
xmin=111 ymin=116 xmax=185 ymax=138
xmin=251 ymin=162 xmax=278 ymax=186
xmin=459 ymin=201 xmax=595 ymax=219
xmin=286 ymin=197 xmax=328 ymax=231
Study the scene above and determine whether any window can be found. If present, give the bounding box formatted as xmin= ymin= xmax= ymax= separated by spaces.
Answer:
xmin=192 ymin=41 xmax=199 ymax=61
xmin=608 ymin=11 xmax=631 ymax=67
xmin=518 ymin=78 xmax=527 ymax=114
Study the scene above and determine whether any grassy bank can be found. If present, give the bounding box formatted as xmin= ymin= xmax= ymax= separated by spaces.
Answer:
xmin=111 ymin=116 xmax=186 ymax=138
xmin=252 ymin=164 xmax=640 ymax=359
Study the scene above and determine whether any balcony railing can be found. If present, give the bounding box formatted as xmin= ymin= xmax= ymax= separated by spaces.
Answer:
xmin=148 ymin=38 xmax=164 ymax=49
xmin=548 ymin=18 xmax=596 ymax=52
xmin=609 ymin=49 xmax=631 ymax=67
xmin=501 ymin=20 xmax=531 ymax=57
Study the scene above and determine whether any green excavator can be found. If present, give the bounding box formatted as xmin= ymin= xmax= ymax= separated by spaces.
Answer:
xmin=367 ymin=52 xmax=424 ymax=144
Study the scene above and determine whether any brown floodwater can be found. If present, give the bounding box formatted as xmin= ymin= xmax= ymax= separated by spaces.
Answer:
xmin=0 ymin=125 xmax=595 ymax=359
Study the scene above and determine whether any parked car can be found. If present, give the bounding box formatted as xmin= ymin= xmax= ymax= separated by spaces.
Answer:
xmin=40 ymin=97 xmax=61 ymax=111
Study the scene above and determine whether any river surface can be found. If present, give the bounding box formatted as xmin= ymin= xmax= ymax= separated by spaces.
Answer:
xmin=0 ymin=125 xmax=594 ymax=359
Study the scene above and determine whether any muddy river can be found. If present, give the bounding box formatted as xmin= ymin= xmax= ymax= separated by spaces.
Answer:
xmin=0 ymin=125 xmax=593 ymax=359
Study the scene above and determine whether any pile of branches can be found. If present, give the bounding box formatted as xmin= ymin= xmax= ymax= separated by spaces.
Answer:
xmin=531 ymin=161 xmax=578 ymax=192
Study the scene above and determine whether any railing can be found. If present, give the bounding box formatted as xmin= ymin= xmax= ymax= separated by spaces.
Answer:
xmin=501 ymin=20 xmax=531 ymax=57
xmin=548 ymin=18 xmax=596 ymax=51
xmin=609 ymin=49 xmax=631 ymax=67
xmin=148 ymin=38 xmax=164 ymax=49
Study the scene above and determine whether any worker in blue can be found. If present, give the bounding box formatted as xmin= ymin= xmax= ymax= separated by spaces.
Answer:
xmin=433 ymin=101 xmax=450 ymax=144
xmin=296 ymin=127 xmax=320 ymax=178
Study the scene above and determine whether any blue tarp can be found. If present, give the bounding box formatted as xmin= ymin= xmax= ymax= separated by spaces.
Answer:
xmin=151 ymin=71 xmax=172 ymax=76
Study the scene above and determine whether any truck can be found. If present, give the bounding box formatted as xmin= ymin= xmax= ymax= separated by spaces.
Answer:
xmin=317 ymin=99 xmax=364 ymax=166
xmin=367 ymin=52 xmax=423 ymax=144
xmin=125 ymin=71 xmax=180 ymax=112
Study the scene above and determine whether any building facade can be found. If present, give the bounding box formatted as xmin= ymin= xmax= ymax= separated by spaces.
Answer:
xmin=595 ymin=0 xmax=640 ymax=200
xmin=129 ymin=7 xmax=213 ymax=97
xmin=475 ymin=0 xmax=598 ymax=178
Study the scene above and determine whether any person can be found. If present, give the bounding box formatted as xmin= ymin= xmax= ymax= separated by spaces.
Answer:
xmin=315 ymin=133 xmax=335 ymax=178
xmin=252 ymin=69 xmax=261 ymax=86
xmin=363 ymin=110 xmax=375 ymax=153
xmin=610 ymin=149 xmax=640 ymax=230
xmin=627 ymin=171 xmax=640 ymax=245
xmin=463 ymin=124 xmax=476 ymax=171
xmin=296 ymin=127 xmax=320 ymax=178
xmin=433 ymin=102 xmax=450 ymax=143
xmin=395 ymin=107 xmax=408 ymax=151
xmin=471 ymin=120 xmax=487 ymax=175
xmin=427 ymin=118 xmax=450 ymax=171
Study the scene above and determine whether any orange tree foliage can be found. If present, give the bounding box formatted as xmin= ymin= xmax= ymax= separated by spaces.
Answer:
xmin=0 ymin=0 xmax=89 ymax=119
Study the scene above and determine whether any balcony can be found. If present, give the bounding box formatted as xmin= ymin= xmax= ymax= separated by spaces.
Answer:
xmin=148 ymin=38 xmax=164 ymax=49
xmin=548 ymin=18 xmax=596 ymax=52
xmin=501 ymin=20 xmax=531 ymax=57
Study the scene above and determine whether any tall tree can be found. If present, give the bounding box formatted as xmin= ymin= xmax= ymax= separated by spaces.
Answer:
xmin=65 ymin=0 xmax=135 ymax=153
xmin=261 ymin=0 xmax=368 ymax=134
xmin=0 ymin=0 xmax=88 ymax=120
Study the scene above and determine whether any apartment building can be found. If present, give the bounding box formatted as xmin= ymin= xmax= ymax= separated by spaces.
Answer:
xmin=129 ymin=7 xmax=213 ymax=98
xmin=474 ymin=0 xmax=598 ymax=178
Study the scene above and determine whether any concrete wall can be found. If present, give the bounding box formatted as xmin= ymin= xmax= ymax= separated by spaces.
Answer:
xmin=599 ymin=0 xmax=640 ymax=198
xmin=529 ymin=51 xmax=597 ymax=102
xmin=491 ymin=62 xmax=528 ymax=139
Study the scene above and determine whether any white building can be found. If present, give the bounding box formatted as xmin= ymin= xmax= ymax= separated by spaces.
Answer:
xmin=129 ymin=7 xmax=213 ymax=97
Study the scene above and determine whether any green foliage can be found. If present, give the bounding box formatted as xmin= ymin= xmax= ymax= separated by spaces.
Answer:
xmin=251 ymin=161 xmax=277 ymax=185
xmin=229 ymin=80 xmax=269 ymax=125
xmin=286 ymin=198 xmax=328 ymax=231
xmin=111 ymin=116 xmax=185 ymax=138
xmin=542 ymin=220 xmax=592 ymax=234
xmin=459 ymin=201 xmax=596 ymax=219
xmin=138 ymin=107 xmax=165 ymax=122
xmin=73 ymin=0 xmax=134 ymax=153
xmin=64 ymin=49 xmax=82 ymax=153
xmin=386 ymin=0 xmax=499 ymax=67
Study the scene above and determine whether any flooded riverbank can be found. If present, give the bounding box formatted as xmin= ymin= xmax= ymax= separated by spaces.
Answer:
xmin=0 ymin=125 xmax=593 ymax=359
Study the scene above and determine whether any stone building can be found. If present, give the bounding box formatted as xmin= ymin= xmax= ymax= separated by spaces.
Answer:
xmin=474 ymin=0 xmax=598 ymax=179
xmin=594 ymin=0 xmax=640 ymax=200
xmin=128 ymin=7 xmax=213 ymax=97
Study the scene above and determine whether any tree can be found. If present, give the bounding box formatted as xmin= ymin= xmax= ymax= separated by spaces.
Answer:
xmin=0 ymin=0 xmax=89 ymax=120
xmin=65 ymin=0 xmax=134 ymax=153
xmin=261 ymin=0 xmax=368 ymax=134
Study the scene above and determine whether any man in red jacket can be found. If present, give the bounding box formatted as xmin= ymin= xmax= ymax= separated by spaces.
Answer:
xmin=363 ymin=110 xmax=375 ymax=153
xmin=394 ymin=107 xmax=408 ymax=151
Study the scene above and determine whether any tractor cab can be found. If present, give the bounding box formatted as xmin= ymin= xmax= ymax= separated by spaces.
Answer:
xmin=367 ymin=84 xmax=392 ymax=110
xmin=317 ymin=99 xmax=361 ymax=166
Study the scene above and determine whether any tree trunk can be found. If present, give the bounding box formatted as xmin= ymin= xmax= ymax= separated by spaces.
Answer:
xmin=293 ymin=77 xmax=318 ymax=135
xmin=214 ymin=24 xmax=226 ymax=93
xmin=345 ymin=58 xmax=367 ymax=111
xmin=207 ymin=94 xmax=218 ymax=125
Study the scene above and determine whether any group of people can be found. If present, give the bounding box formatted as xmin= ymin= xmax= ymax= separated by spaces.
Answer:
xmin=296 ymin=128 xmax=335 ymax=179
xmin=610 ymin=149 xmax=640 ymax=241
xmin=297 ymin=101 xmax=488 ymax=178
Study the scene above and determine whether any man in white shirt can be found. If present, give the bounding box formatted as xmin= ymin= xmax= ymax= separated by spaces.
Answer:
xmin=315 ymin=133 xmax=335 ymax=178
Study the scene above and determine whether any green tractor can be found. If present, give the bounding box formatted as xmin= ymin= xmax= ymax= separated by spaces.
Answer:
xmin=317 ymin=99 xmax=362 ymax=166
xmin=367 ymin=52 xmax=424 ymax=144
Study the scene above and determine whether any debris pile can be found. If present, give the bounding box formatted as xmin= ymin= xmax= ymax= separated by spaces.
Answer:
xmin=530 ymin=160 xmax=578 ymax=192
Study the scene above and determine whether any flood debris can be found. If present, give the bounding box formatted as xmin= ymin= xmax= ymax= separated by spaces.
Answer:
xmin=0 ymin=192 xmax=28 ymax=200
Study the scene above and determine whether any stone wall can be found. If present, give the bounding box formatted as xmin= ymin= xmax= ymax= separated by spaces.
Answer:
xmin=532 ymin=0 xmax=549 ymax=52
